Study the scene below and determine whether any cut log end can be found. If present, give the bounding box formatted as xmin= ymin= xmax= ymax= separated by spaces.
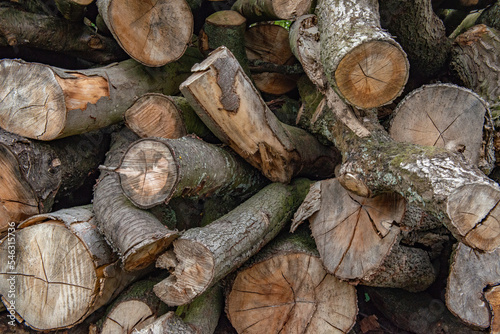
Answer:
xmin=108 ymin=0 xmax=193 ymax=66
xmin=116 ymin=139 xmax=178 ymax=209
xmin=335 ymin=40 xmax=409 ymax=109
xmin=124 ymin=233 xmax=178 ymax=272
xmin=486 ymin=285 xmax=500 ymax=334
xmin=101 ymin=300 xmax=156 ymax=333
xmin=272 ymin=0 xmax=313 ymax=20
xmin=226 ymin=253 xmax=357 ymax=334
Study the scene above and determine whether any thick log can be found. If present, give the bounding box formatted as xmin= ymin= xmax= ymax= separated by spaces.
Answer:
xmin=317 ymin=0 xmax=409 ymax=109
xmin=124 ymin=94 xmax=214 ymax=141
xmin=0 ymin=128 xmax=109 ymax=234
xmin=96 ymin=0 xmax=193 ymax=67
xmin=0 ymin=49 xmax=202 ymax=140
xmin=226 ymin=228 xmax=358 ymax=334
xmin=0 ymin=4 xmax=126 ymax=64
xmin=180 ymin=46 xmax=340 ymax=183
xmin=232 ymin=0 xmax=313 ymax=22
xmin=114 ymin=136 xmax=268 ymax=209
xmin=153 ymin=179 xmax=311 ymax=306
xmin=389 ymin=83 xmax=495 ymax=173
xmin=0 ymin=206 xmax=145 ymax=331
xmin=446 ymin=242 xmax=500 ymax=329
xmin=93 ymin=128 xmax=178 ymax=272
xmin=378 ymin=0 xmax=452 ymax=79
xmin=245 ymin=23 xmax=299 ymax=95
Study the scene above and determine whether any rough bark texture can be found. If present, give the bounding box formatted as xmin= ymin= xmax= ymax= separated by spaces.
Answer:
xmin=232 ymin=0 xmax=312 ymax=22
xmin=226 ymin=228 xmax=358 ymax=334
xmin=317 ymin=0 xmax=409 ymax=109
xmin=115 ymin=136 xmax=268 ymax=209
xmin=0 ymin=4 xmax=126 ymax=64
xmin=379 ymin=0 xmax=452 ymax=79
xmin=0 ymin=49 xmax=202 ymax=140
xmin=97 ymin=0 xmax=193 ymax=67
xmin=124 ymin=94 xmax=214 ymax=141
xmin=0 ymin=206 xmax=145 ymax=331
xmin=153 ymin=179 xmax=311 ymax=306
xmin=180 ymin=46 xmax=340 ymax=183
xmin=477 ymin=0 xmax=500 ymax=30
xmin=93 ymin=128 xmax=178 ymax=272
xmin=446 ymin=242 xmax=500 ymax=329
xmin=0 ymin=128 xmax=109 ymax=234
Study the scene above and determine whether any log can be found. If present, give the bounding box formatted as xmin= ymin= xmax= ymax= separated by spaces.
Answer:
xmin=486 ymin=285 xmax=500 ymax=334
xmin=446 ymin=242 xmax=500 ymax=329
xmin=114 ymin=136 xmax=268 ymax=209
xmin=180 ymin=46 xmax=340 ymax=183
xmin=0 ymin=128 xmax=109 ymax=234
xmin=317 ymin=0 xmax=409 ymax=109
xmin=54 ymin=0 xmax=93 ymax=21
xmin=0 ymin=48 xmax=202 ymax=140
xmin=0 ymin=206 xmax=145 ymax=331
xmin=0 ymin=4 xmax=126 ymax=64
xmin=93 ymin=128 xmax=178 ymax=272
xmin=245 ymin=23 xmax=299 ymax=95
xmin=232 ymin=0 xmax=313 ymax=22
xmin=291 ymin=179 xmax=436 ymax=292
xmin=96 ymin=0 xmax=193 ymax=67
xmin=153 ymin=179 xmax=312 ymax=306
xmin=477 ymin=0 xmax=500 ymax=30
xmin=226 ymin=228 xmax=358 ymax=334
xmin=124 ymin=94 xmax=214 ymax=141
xmin=378 ymin=0 xmax=452 ymax=79
xmin=432 ymin=0 xmax=495 ymax=10
xmin=389 ymin=83 xmax=495 ymax=173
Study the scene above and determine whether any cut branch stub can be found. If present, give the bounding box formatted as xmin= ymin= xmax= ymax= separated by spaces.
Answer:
xmin=292 ymin=179 xmax=405 ymax=282
xmin=318 ymin=0 xmax=409 ymax=109
xmin=390 ymin=83 xmax=493 ymax=172
xmin=97 ymin=0 xmax=193 ymax=67
xmin=446 ymin=242 xmax=500 ymax=329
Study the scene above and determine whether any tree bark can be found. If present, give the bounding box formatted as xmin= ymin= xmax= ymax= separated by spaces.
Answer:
xmin=0 ymin=128 xmax=109 ymax=234
xmin=96 ymin=0 xmax=193 ymax=67
xmin=114 ymin=136 xmax=268 ymax=209
xmin=93 ymin=128 xmax=178 ymax=272
xmin=232 ymin=0 xmax=313 ymax=22
xmin=153 ymin=179 xmax=312 ymax=306
xmin=180 ymin=46 xmax=340 ymax=183
xmin=54 ymin=0 xmax=93 ymax=21
xmin=0 ymin=205 xmax=146 ymax=331
xmin=477 ymin=0 xmax=500 ymax=30
xmin=317 ymin=0 xmax=409 ymax=109
xmin=124 ymin=94 xmax=214 ymax=141
xmin=0 ymin=4 xmax=126 ymax=64
xmin=0 ymin=48 xmax=202 ymax=140
xmin=226 ymin=228 xmax=358 ymax=334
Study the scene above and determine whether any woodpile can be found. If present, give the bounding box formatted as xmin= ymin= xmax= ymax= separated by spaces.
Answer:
xmin=0 ymin=0 xmax=499 ymax=333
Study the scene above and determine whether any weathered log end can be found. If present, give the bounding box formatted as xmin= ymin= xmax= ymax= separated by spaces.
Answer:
xmin=447 ymin=183 xmax=500 ymax=252
xmin=486 ymin=285 xmax=500 ymax=334
xmin=335 ymin=40 xmax=409 ymax=109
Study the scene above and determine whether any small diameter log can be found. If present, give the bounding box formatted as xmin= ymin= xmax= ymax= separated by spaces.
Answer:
xmin=389 ymin=83 xmax=495 ymax=173
xmin=0 ymin=49 xmax=201 ymax=140
xmin=318 ymin=0 xmax=409 ymax=109
xmin=94 ymin=128 xmax=178 ymax=272
xmin=0 ymin=128 xmax=108 ymax=234
xmin=114 ymin=136 xmax=268 ymax=209
xmin=55 ymin=0 xmax=93 ymax=21
xmin=446 ymin=242 xmax=500 ymax=329
xmin=97 ymin=0 xmax=193 ymax=67
xmin=0 ymin=206 xmax=145 ymax=331
xmin=245 ymin=23 xmax=299 ymax=95
xmin=232 ymin=0 xmax=313 ymax=22
xmin=98 ymin=278 xmax=170 ymax=333
xmin=226 ymin=229 xmax=358 ymax=334
xmin=378 ymin=0 xmax=452 ymax=79
xmin=124 ymin=94 xmax=213 ymax=140
xmin=0 ymin=5 xmax=126 ymax=64
xmin=292 ymin=179 xmax=436 ymax=292
xmin=153 ymin=179 xmax=312 ymax=306
xmin=451 ymin=24 xmax=500 ymax=115
xmin=180 ymin=46 xmax=339 ymax=183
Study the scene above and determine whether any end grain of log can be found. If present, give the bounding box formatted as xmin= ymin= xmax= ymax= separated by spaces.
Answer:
xmin=232 ymin=0 xmax=313 ymax=22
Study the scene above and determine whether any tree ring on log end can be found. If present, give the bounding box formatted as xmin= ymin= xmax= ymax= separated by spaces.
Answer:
xmin=335 ymin=40 xmax=409 ymax=109
xmin=0 ymin=222 xmax=97 ymax=331
xmin=108 ymin=0 xmax=193 ymax=67
xmin=0 ymin=60 xmax=66 ymax=140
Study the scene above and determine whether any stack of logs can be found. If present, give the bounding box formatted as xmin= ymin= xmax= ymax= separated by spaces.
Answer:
xmin=0 ymin=0 xmax=500 ymax=333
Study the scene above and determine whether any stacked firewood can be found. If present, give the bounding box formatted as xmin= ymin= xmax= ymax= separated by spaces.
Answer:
xmin=0 ymin=0 xmax=499 ymax=333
